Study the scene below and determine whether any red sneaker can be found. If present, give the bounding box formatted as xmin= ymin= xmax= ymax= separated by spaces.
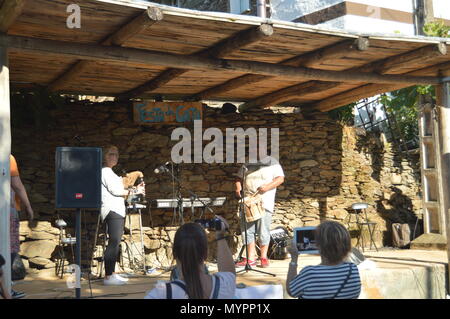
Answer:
xmin=259 ymin=258 xmax=270 ymax=268
xmin=235 ymin=258 xmax=256 ymax=268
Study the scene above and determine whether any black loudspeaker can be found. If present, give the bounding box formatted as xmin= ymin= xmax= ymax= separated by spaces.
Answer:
xmin=55 ymin=147 xmax=102 ymax=209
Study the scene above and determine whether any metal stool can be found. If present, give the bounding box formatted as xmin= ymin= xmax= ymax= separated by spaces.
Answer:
xmin=347 ymin=203 xmax=378 ymax=252
xmin=55 ymin=219 xmax=76 ymax=279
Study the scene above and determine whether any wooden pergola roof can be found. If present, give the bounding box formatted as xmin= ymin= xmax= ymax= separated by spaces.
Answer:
xmin=2 ymin=0 xmax=450 ymax=112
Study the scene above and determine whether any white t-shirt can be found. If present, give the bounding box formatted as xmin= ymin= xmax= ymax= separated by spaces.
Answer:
xmin=237 ymin=156 xmax=284 ymax=213
xmin=101 ymin=167 xmax=126 ymax=220
xmin=144 ymin=272 xmax=236 ymax=299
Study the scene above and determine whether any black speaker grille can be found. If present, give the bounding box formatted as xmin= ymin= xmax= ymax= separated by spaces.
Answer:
xmin=55 ymin=147 xmax=102 ymax=209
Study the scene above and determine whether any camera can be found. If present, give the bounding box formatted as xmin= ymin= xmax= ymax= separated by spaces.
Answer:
xmin=195 ymin=218 xmax=223 ymax=231
xmin=134 ymin=176 xmax=144 ymax=187
xmin=293 ymin=226 xmax=319 ymax=254
xmin=126 ymin=177 xmax=145 ymax=204
xmin=127 ymin=193 xmax=144 ymax=204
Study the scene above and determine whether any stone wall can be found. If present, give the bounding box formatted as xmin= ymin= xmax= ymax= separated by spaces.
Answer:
xmin=11 ymin=101 xmax=422 ymax=274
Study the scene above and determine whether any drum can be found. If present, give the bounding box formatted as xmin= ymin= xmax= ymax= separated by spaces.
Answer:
xmin=242 ymin=193 xmax=264 ymax=222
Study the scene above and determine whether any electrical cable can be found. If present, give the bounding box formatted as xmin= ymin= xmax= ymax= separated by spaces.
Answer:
xmin=82 ymin=209 xmax=94 ymax=298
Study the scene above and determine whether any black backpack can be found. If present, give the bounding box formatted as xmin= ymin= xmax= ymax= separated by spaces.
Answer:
xmin=166 ymin=274 xmax=221 ymax=299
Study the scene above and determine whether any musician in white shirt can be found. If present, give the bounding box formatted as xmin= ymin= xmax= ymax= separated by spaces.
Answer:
xmin=235 ymin=155 xmax=284 ymax=268
xmin=101 ymin=145 xmax=145 ymax=286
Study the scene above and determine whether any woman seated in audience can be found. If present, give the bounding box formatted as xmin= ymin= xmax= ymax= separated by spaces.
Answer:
xmin=144 ymin=215 xmax=235 ymax=299
xmin=286 ymin=220 xmax=361 ymax=299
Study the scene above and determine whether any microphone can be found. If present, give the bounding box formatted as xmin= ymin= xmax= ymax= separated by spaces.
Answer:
xmin=154 ymin=162 xmax=171 ymax=174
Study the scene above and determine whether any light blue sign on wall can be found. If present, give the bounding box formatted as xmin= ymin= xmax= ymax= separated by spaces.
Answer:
xmin=133 ymin=102 xmax=203 ymax=124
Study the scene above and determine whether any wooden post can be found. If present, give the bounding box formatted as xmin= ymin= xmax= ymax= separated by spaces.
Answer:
xmin=0 ymin=37 xmax=11 ymax=295
xmin=414 ymin=0 xmax=434 ymax=36
xmin=0 ymin=0 xmax=25 ymax=33
xmin=436 ymin=82 xmax=450 ymax=290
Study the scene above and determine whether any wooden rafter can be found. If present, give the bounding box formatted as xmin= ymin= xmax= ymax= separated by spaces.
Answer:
xmin=281 ymin=37 xmax=369 ymax=68
xmin=0 ymin=0 xmax=25 ymax=33
xmin=190 ymin=37 xmax=369 ymax=101
xmin=3 ymin=34 xmax=442 ymax=88
xmin=239 ymin=43 xmax=448 ymax=111
xmin=47 ymin=7 xmax=163 ymax=92
xmin=355 ymin=43 xmax=447 ymax=74
xmin=239 ymin=81 xmax=339 ymax=111
xmin=309 ymin=60 xmax=450 ymax=112
xmin=118 ymin=24 xmax=273 ymax=100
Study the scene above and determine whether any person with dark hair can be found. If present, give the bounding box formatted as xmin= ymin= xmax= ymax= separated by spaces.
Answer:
xmin=0 ymin=254 xmax=12 ymax=299
xmin=101 ymin=145 xmax=145 ymax=286
xmin=144 ymin=216 xmax=236 ymax=299
xmin=221 ymin=103 xmax=237 ymax=114
xmin=286 ymin=220 xmax=361 ymax=299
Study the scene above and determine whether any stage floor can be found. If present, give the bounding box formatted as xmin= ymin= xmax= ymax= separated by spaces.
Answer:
xmin=11 ymin=248 xmax=449 ymax=299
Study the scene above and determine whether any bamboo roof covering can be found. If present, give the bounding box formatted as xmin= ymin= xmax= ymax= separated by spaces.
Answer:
xmin=2 ymin=0 xmax=450 ymax=112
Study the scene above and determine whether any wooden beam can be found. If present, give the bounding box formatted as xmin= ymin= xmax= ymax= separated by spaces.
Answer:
xmin=307 ymin=44 xmax=449 ymax=112
xmin=190 ymin=37 xmax=369 ymax=100
xmin=436 ymin=81 xmax=450 ymax=291
xmin=0 ymin=39 xmax=12 ymax=295
xmin=240 ymin=43 xmax=447 ymax=112
xmin=0 ymin=0 xmax=24 ymax=33
xmin=282 ymin=38 xmax=369 ymax=68
xmin=101 ymin=7 xmax=163 ymax=46
xmin=119 ymin=68 xmax=187 ymax=101
xmin=119 ymin=24 xmax=273 ymax=100
xmin=47 ymin=7 xmax=163 ymax=92
xmin=203 ymin=24 xmax=273 ymax=59
xmin=4 ymin=34 xmax=441 ymax=87
xmin=314 ymin=83 xmax=409 ymax=112
xmin=239 ymin=81 xmax=339 ymax=112
xmin=357 ymin=43 xmax=447 ymax=74
xmin=191 ymin=74 xmax=268 ymax=101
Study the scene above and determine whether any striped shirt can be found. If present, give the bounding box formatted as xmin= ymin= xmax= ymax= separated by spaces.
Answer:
xmin=289 ymin=262 xmax=361 ymax=299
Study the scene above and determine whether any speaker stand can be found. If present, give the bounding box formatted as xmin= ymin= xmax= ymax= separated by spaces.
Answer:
xmin=75 ymin=208 xmax=81 ymax=299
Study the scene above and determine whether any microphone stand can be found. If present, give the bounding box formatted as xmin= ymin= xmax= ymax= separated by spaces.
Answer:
xmin=162 ymin=165 xmax=216 ymax=217
xmin=160 ymin=165 xmax=217 ymax=280
xmin=175 ymin=164 xmax=185 ymax=225
xmin=236 ymin=164 xmax=276 ymax=277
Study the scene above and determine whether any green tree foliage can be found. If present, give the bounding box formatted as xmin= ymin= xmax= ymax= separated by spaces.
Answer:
xmin=328 ymin=20 xmax=449 ymax=145
xmin=423 ymin=20 xmax=450 ymax=37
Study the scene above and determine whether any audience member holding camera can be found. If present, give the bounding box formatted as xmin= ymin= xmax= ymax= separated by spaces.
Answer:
xmin=144 ymin=215 xmax=236 ymax=299
xmin=101 ymin=145 xmax=145 ymax=286
xmin=286 ymin=221 xmax=361 ymax=299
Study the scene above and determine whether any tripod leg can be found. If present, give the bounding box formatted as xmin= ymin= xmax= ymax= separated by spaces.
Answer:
xmin=139 ymin=209 xmax=146 ymax=273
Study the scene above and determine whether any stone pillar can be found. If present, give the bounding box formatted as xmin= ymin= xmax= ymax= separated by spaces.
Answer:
xmin=0 ymin=38 xmax=12 ymax=293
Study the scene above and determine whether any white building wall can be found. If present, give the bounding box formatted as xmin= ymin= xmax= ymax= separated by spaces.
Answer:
xmin=270 ymin=0 xmax=342 ymax=22
xmin=270 ymin=0 xmax=448 ymax=36
xmin=433 ymin=0 xmax=450 ymax=20
xmin=323 ymin=15 xmax=416 ymax=35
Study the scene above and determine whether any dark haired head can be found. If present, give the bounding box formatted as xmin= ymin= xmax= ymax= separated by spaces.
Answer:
xmin=0 ymin=254 xmax=5 ymax=267
xmin=221 ymin=103 xmax=237 ymax=114
xmin=315 ymin=221 xmax=351 ymax=265
xmin=173 ymin=223 xmax=208 ymax=299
